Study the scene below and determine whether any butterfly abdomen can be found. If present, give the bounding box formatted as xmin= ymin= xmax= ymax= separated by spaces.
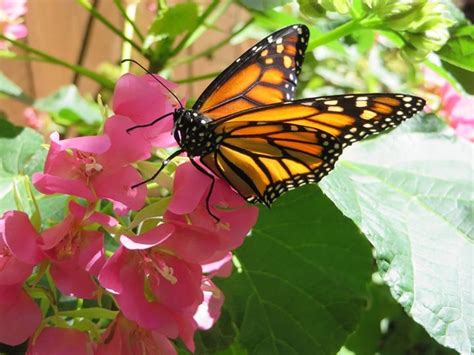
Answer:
xmin=173 ymin=109 xmax=221 ymax=157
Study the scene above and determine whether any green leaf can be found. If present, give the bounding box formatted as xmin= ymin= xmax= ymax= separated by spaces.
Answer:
xmin=438 ymin=25 xmax=474 ymax=72
xmin=239 ymin=0 xmax=293 ymax=11
xmin=344 ymin=281 xmax=457 ymax=354
xmin=195 ymin=309 xmax=238 ymax=354
xmin=344 ymin=282 xmax=401 ymax=354
xmin=34 ymin=85 xmax=102 ymax=126
xmin=147 ymin=2 xmax=199 ymax=42
xmin=0 ymin=117 xmax=46 ymax=215
xmin=320 ymin=115 xmax=473 ymax=354
xmin=217 ymin=186 xmax=373 ymax=354
xmin=0 ymin=71 xmax=33 ymax=104
xmin=37 ymin=195 xmax=69 ymax=229
xmin=442 ymin=60 xmax=474 ymax=94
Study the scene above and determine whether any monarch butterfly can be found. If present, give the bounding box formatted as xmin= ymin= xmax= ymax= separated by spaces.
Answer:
xmin=127 ymin=24 xmax=425 ymax=221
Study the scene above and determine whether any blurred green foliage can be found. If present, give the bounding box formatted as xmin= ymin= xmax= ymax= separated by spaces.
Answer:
xmin=1 ymin=0 xmax=473 ymax=354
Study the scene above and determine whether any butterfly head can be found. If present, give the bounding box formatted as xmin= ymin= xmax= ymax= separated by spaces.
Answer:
xmin=173 ymin=108 xmax=218 ymax=157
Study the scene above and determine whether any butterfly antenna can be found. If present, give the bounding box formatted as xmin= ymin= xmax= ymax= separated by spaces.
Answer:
xmin=121 ymin=59 xmax=183 ymax=109
xmin=126 ymin=112 xmax=174 ymax=134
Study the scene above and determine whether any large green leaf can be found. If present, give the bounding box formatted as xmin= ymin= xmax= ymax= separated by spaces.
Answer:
xmin=217 ymin=186 xmax=373 ymax=354
xmin=320 ymin=115 xmax=473 ymax=354
xmin=438 ymin=25 xmax=474 ymax=72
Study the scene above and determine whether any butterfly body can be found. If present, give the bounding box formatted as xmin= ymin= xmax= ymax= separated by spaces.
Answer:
xmin=146 ymin=24 xmax=426 ymax=210
xmin=173 ymin=108 xmax=218 ymax=157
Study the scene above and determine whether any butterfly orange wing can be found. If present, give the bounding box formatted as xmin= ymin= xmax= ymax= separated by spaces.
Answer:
xmin=192 ymin=24 xmax=309 ymax=119
xmin=201 ymin=94 xmax=425 ymax=203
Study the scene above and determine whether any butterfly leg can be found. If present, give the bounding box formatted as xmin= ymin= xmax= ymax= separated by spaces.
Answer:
xmin=131 ymin=149 xmax=183 ymax=189
xmin=189 ymin=159 xmax=220 ymax=223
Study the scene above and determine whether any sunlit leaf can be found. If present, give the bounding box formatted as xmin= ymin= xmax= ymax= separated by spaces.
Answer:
xmin=438 ymin=25 xmax=474 ymax=72
xmin=320 ymin=115 xmax=473 ymax=354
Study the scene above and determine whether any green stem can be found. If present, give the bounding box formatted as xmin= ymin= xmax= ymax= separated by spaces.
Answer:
xmin=170 ymin=0 xmax=220 ymax=57
xmin=113 ymin=0 xmax=145 ymax=42
xmin=174 ymin=70 xmax=220 ymax=84
xmin=308 ymin=18 xmax=362 ymax=50
xmin=169 ymin=18 xmax=254 ymax=68
xmin=120 ymin=1 xmax=139 ymax=74
xmin=76 ymin=0 xmax=142 ymax=53
xmin=1 ymin=35 xmax=114 ymax=90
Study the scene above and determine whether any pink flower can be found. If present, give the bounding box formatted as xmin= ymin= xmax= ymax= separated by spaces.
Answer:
xmin=23 ymin=107 xmax=46 ymax=130
xmin=0 ymin=0 xmax=28 ymax=49
xmin=194 ymin=278 xmax=225 ymax=331
xmin=26 ymin=327 xmax=94 ymax=355
xmin=33 ymin=116 xmax=150 ymax=214
xmin=0 ymin=284 xmax=42 ymax=346
xmin=99 ymin=225 xmax=203 ymax=351
xmin=0 ymin=210 xmax=44 ymax=286
xmin=112 ymin=73 xmax=179 ymax=148
xmin=96 ymin=313 xmax=177 ymax=355
xmin=40 ymin=201 xmax=113 ymax=299
xmin=163 ymin=162 xmax=259 ymax=263
xmin=423 ymin=67 xmax=474 ymax=141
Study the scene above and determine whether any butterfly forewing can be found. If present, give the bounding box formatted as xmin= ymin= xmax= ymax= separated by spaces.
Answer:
xmin=192 ymin=24 xmax=309 ymax=119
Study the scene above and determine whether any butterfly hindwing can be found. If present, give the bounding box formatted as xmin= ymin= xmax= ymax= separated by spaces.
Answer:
xmin=200 ymin=93 xmax=425 ymax=204
xmin=192 ymin=24 xmax=309 ymax=120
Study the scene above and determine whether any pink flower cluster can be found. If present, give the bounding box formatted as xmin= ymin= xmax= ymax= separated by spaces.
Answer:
xmin=0 ymin=0 xmax=28 ymax=49
xmin=423 ymin=67 xmax=474 ymax=141
xmin=0 ymin=74 xmax=258 ymax=353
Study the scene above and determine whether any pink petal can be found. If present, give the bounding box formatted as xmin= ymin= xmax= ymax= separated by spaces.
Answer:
xmin=114 ymin=262 xmax=179 ymax=336
xmin=27 ymin=327 xmax=93 ymax=355
xmin=0 ymin=256 xmax=34 ymax=285
xmin=0 ymin=285 xmax=42 ymax=346
xmin=202 ymin=252 xmax=233 ymax=277
xmin=112 ymin=74 xmax=178 ymax=148
xmin=120 ymin=223 xmax=174 ymax=250
xmin=98 ymin=246 xmax=126 ymax=294
xmin=1 ymin=211 xmax=43 ymax=264
xmin=32 ymin=173 xmax=96 ymax=201
xmin=151 ymin=255 xmax=203 ymax=312
xmin=4 ymin=24 xmax=28 ymax=39
xmin=50 ymin=263 xmax=97 ymax=299
xmin=92 ymin=166 xmax=147 ymax=211
xmin=160 ymin=222 xmax=221 ymax=263
xmin=40 ymin=215 xmax=73 ymax=250
xmin=455 ymin=123 xmax=474 ymax=141
xmin=52 ymin=132 xmax=111 ymax=154
xmin=112 ymin=73 xmax=177 ymax=124
xmin=194 ymin=281 xmax=224 ymax=330
xmin=2 ymin=0 xmax=27 ymax=18
xmin=175 ymin=313 xmax=197 ymax=353
xmin=150 ymin=332 xmax=178 ymax=355
xmin=100 ymin=115 xmax=151 ymax=167
xmin=77 ymin=231 xmax=105 ymax=275
xmin=167 ymin=162 xmax=211 ymax=215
